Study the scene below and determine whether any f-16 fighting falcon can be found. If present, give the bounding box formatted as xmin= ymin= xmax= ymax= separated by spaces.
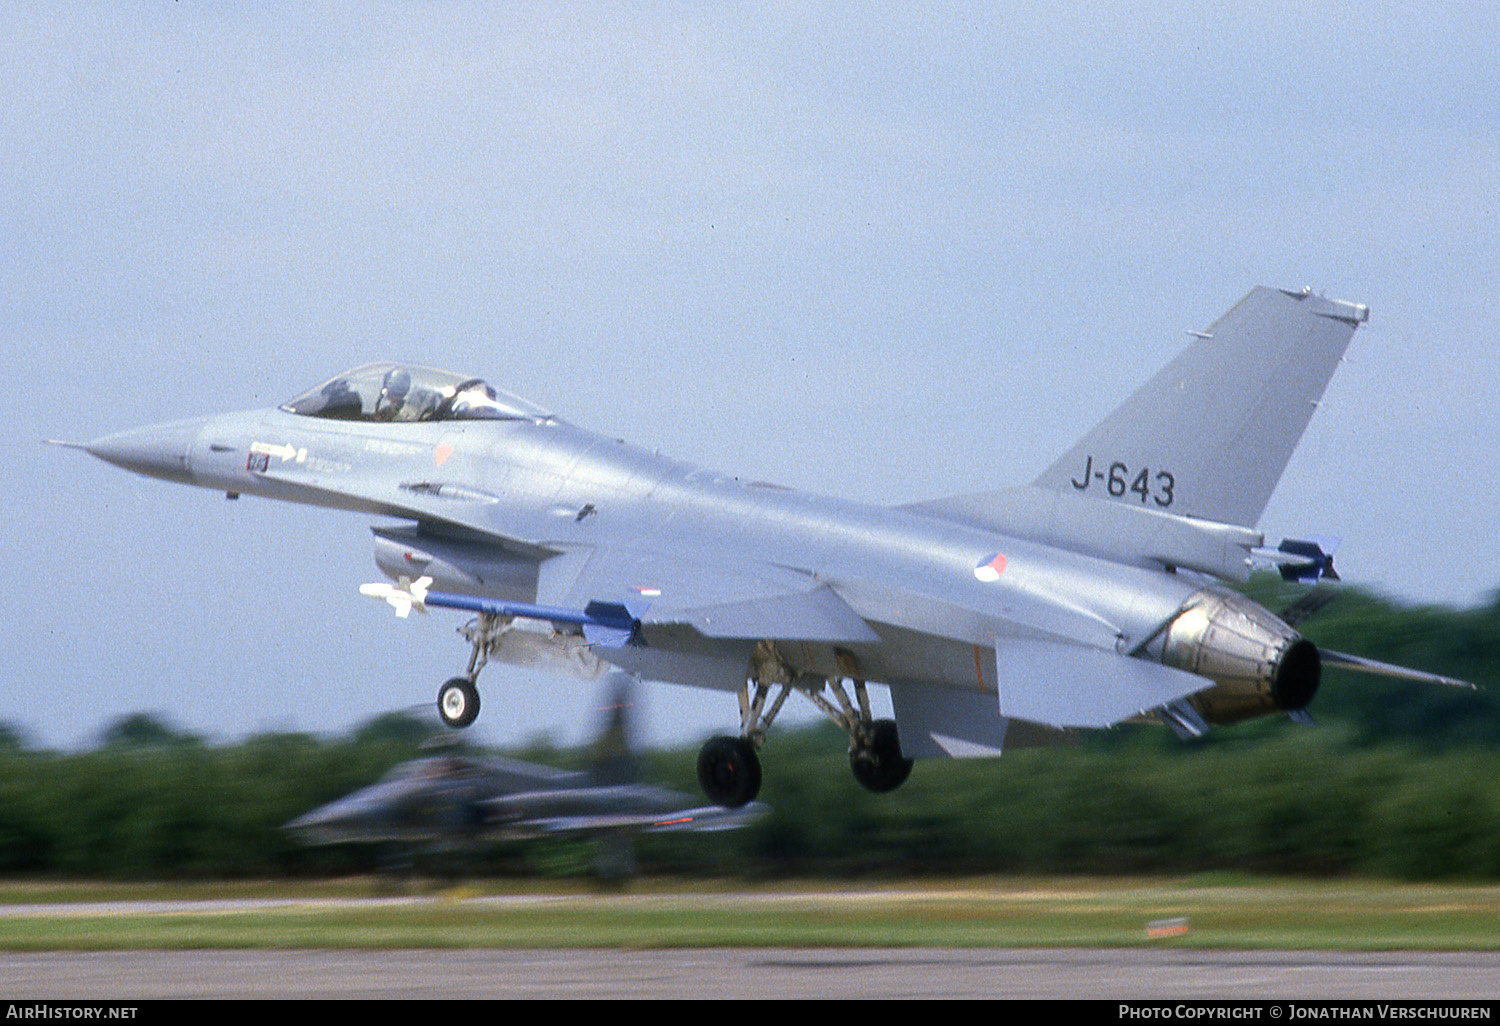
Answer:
xmin=285 ymin=672 xmax=763 ymax=869
xmin=59 ymin=286 xmax=1473 ymax=808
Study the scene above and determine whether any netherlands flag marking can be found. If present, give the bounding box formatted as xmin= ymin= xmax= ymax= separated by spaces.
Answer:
xmin=973 ymin=552 xmax=1007 ymax=583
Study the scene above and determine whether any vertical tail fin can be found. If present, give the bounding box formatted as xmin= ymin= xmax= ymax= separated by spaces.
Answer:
xmin=585 ymin=670 xmax=639 ymax=786
xmin=1033 ymin=286 xmax=1368 ymax=527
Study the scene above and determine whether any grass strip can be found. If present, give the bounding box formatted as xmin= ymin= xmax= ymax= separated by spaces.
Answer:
xmin=1 ymin=876 xmax=1497 ymax=950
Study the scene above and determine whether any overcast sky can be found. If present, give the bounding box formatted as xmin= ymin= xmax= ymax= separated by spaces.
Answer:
xmin=4 ymin=3 xmax=1497 ymax=752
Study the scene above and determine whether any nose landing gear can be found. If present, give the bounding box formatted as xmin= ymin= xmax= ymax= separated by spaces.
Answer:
xmin=436 ymin=612 xmax=507 ymax=729
xmin=438 ymin=677 xmax=481 ymax=729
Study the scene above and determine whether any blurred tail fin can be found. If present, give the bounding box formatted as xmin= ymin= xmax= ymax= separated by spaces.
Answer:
xmin=585 ymin=671 xmax=639 ymax=786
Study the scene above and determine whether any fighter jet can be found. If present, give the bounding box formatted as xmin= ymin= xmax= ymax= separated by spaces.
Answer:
xmin=61 ymin=285 xmax=1473 ymax=808
xmin=285 ymin=672 xmax=764 ymax=856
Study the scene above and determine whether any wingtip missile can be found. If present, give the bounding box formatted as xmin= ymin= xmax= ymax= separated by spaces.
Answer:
xmin=1251 ymin=537 xmax=1341 ymax=584
xmin=1277 ymin=538 xmax=1340 ymax=583
xmin=360 ymin=576 xmax=432 ymax=618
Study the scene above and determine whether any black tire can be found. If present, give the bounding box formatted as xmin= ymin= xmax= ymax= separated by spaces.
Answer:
xmin=437 ymin=677 xmax=480 ymax=729
xmin=850 ymin=718 xmax=913 ymax=793
xmin=696 ymin=735 xmax=762 ymax=808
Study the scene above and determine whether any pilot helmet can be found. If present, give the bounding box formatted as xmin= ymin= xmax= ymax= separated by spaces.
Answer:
xmin=376 ymin=366 xmax=412 ymax=417
xmin=380 ymin=366 xmax=412 ymax=403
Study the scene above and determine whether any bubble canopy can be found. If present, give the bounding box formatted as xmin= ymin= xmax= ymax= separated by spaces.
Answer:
xmin=280 ymin=363 xmax=551 ymax=423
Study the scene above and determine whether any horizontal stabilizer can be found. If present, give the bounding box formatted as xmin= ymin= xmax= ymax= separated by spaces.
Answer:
xmin=1277 ymin=590 xmax=1337 ymax=628
xmin=1321 ymin=649 xmax=1476 ymax=690
xmin=996 ymin=640 xmax=1215 ymax=729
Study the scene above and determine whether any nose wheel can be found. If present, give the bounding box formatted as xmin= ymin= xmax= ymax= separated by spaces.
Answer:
xmin=435 ymin=611 xmax=510 ymax=730
xmin=438 ymin=677 xmax=481 ymax=729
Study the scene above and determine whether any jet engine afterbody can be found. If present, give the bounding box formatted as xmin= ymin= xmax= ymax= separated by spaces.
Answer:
xmin=1158 ymin=589 xmax=1320 ymax=725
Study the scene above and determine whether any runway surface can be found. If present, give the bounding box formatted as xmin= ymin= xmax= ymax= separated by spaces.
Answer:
xmin=5 ymin=948 xmax=1500 ymax=999
xmin=4 ymin=893 xmax=1498 ymax=999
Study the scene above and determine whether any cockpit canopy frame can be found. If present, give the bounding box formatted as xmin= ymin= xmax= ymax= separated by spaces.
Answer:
xmin=280 ymin=363 xmax=551 ymax=424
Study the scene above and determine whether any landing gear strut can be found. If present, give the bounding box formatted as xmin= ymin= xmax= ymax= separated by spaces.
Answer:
xmin=800 ymin=670 xmax=913 ymax=795
xmin=695 ymin=669 xmax=789 ymax=807
xmin=695 ymin=646 xmax=913 ymax=807
xmin=436 ymin=612 xmax=507 ymax=729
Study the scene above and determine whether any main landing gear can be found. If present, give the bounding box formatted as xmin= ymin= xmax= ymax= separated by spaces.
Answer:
xmin=695 ymin=648 xmax=913 ymax=808
xmin=433 ymin=612 xmax=912 ymax=809
xmin=695 ymin=736 xmax=761 ymax=810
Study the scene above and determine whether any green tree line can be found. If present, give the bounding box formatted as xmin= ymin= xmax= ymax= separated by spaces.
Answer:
xmin=1 ymin=579 xmax=1496 ymax=880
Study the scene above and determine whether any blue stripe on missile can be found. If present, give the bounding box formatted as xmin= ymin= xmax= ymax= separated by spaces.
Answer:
xmin=419 ymin=590 xmax=643 ymax=647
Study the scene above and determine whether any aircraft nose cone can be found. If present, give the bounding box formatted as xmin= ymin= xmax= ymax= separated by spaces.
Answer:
xmin=85 ymin=417 xmax=208 ymax=485
xmin=284 ymin=800 xmax=370 ymax=846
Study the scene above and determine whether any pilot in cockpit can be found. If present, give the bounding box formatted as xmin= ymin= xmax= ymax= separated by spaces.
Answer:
xmin=280 ymin=363 xmax=552 ymax=424
xmin=374 ymin=366 xmax=413 ymax=422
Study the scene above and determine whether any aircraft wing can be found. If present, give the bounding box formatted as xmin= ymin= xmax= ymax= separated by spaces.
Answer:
xmin=534 ymin=544 xmax=880 ymax=644
xmin=532 ymin=543 xmax=1138 ymax=651
xmin=471 ymin=754 xmax=587 ymax=792
xmin=508 ymin=803 xmax=767 ymax=836
xmin=640 ymin=802 xmax=769 ymax=833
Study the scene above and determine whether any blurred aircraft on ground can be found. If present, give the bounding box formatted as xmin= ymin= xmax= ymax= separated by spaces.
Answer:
xmin=285 ymin=673 xmax=764 ymax=876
